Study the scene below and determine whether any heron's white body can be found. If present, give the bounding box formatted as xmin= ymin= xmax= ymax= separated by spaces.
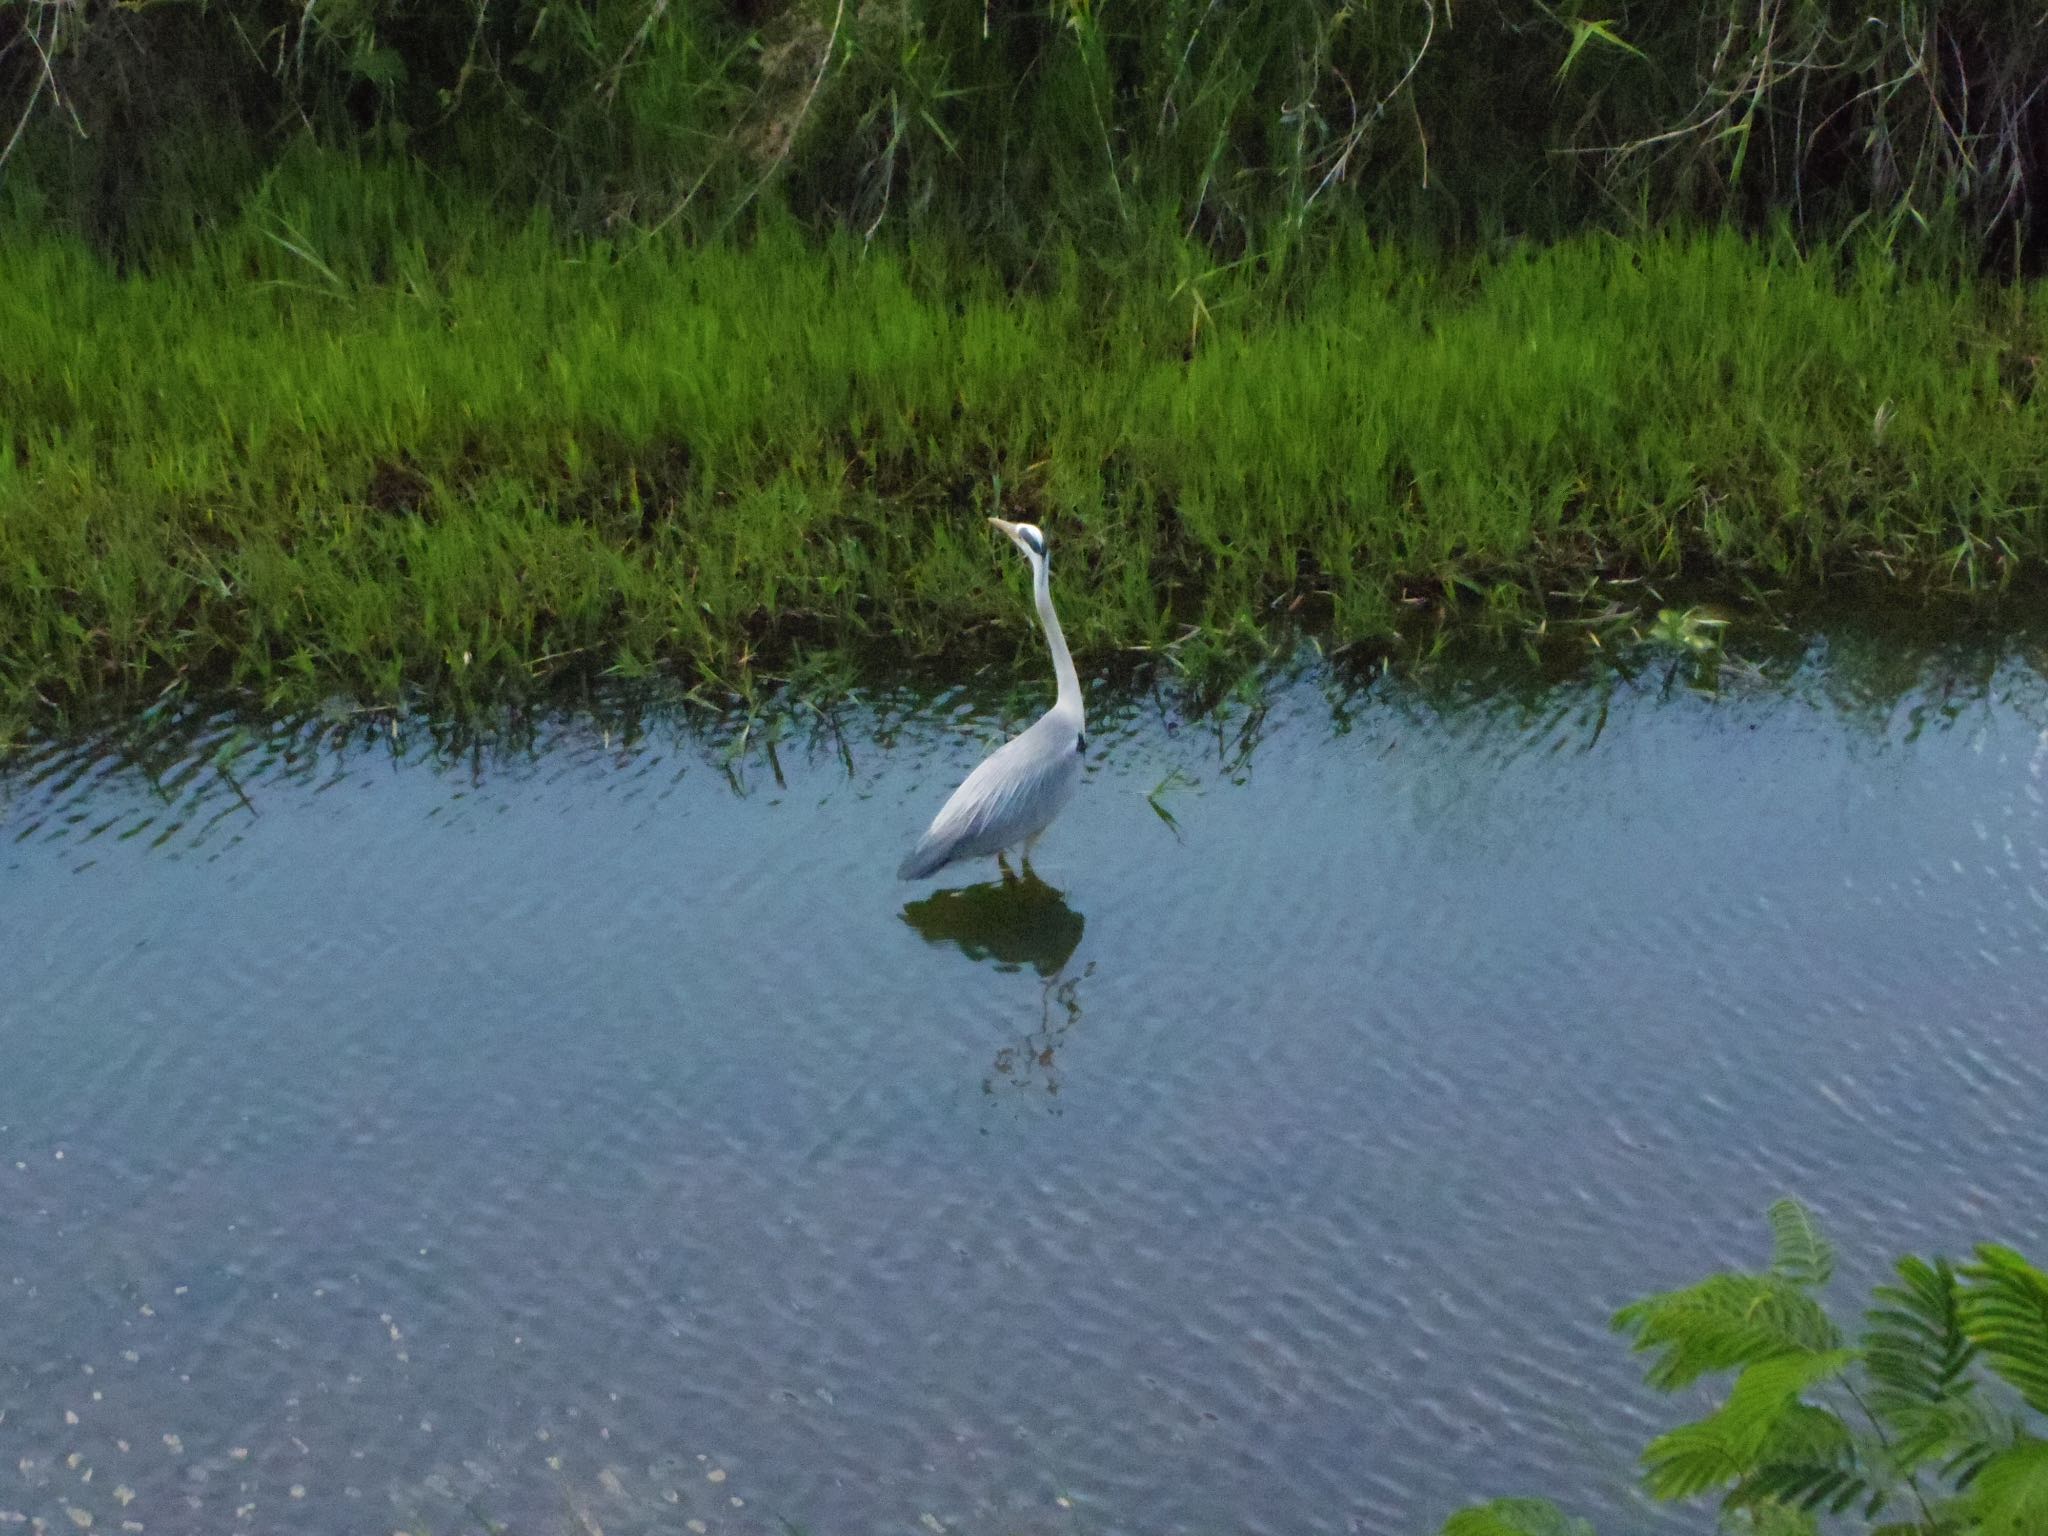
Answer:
xmin=898 ymin=522 xmax=1085 ymax=880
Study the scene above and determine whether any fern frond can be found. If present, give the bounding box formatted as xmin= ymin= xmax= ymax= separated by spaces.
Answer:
xmin=1640 ymin=1418 xmax=1745 ymax=1502
xmin=1942 ymin=1396 xmax=2031 ymax=1489
xmin=1866 ymin=1260 xmax=1975 ymax=1403
xmin=1733 ymin=1462 xmax=1869 ymax=1516
xmin=1641 ymin=1350 xmax=1857 ymax=1501
xmin=1967 ymin=1439 xmax=2048 ymax=1536
xmin=1440 ymin=1497 xmax=1596 ymax=1536
xmin=1884 ymin=1393 xmax=2012 ymax=1473
xmin=1865 ymin=1253 xmax=1980 ymax=1459
xmin=1725 ymin=1402 xmax=1875 ymax=1516
xmin=1961 ymin=1246 xmax=2048 ymax=1416
xmin=1616 ymin=1275 xmax=1842 ymax=1391
xmin=1730 ymin=1504 xmax=1824 ymax=1536
xmin=1768 ymin=1200 xmax=1835 ymax=1288
xmin=1872 ymin=1505 xmax=1978 ymax=1536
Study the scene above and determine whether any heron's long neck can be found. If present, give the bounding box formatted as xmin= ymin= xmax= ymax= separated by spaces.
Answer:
xmin=1035 ymin=560 xmax=1083 ymax=728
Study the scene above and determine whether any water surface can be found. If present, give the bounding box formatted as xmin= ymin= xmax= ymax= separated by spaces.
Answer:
xmin=4 ymin=629 xmax=2047 ymax=1536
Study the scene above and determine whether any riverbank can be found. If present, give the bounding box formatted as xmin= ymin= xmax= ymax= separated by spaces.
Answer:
xmin=3 ymin=195 xmax=2044 ymax=740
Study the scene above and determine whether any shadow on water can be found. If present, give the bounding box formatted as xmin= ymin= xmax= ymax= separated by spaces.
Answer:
xmin=900 ymin=873 xmax=1093 ymax=1101
xmin=899 ymin=871 xmax=1085 ymax=977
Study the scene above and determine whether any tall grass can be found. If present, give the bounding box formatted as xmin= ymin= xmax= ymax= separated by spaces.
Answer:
xmin=7 ymin=3 xmax=2047 ymax=265
xmin=3 ymin=162 xmax=2043 ymax=732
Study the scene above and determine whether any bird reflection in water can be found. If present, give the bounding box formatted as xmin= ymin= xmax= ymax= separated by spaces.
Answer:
xmin=899 ymin=872 xmax=1093 ymax=1101
xmin=900 ymin=870 xmax=1083 ymax=976
xmin=983 ymin=962 xmax=1093 ymax=1101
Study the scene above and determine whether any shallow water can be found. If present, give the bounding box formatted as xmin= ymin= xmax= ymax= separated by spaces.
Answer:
xmin=4 ymin=630 xmax=2048 ymax=1536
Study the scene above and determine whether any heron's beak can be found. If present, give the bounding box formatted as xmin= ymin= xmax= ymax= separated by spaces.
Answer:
xmin=986 ymin=517 xmax=1019 ymax=538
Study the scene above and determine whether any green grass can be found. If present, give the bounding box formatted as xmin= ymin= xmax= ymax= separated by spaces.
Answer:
xmin=3 ymin=176 xmax=2046 ymax=739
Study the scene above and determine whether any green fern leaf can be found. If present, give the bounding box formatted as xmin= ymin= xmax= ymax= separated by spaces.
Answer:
xmin=1641 ymin=1418 xmax=1745 ymax=1500
xmin=1726 ymin=1403 xmax=1873 ymax=1515
xmin=1946 ymin=1425 xmax=2018 ymax=1491
xmin=1731 ymin=1461 xmax=1869 ymax=1515
xmin=1642 ymin=1350 xmax=1857 ymax=1501
xmin=1969 ymin=1440 xmax=2048 ymax=1536
xmin=1865 ymin=1254 xmax=1980 ymax=1450
xmin=1768 ymin=1200 xmax=1835 ymax=1288
xmin=1440 ymin=1497 xmax=1596 ymax=1536
xmin=1961 ymin=1246 xmax=2048 ymax=1415
xmin=1733 ymin=1505 xmax=1824 ymax=1536
xmin=1885 ymin=1394 xmax=2010 ymax=1473
xmin=1616 ymin=1275 xmax=1841 ymax=1391
xmin=1872 ymin=1508 xmax=1977 ymax=1536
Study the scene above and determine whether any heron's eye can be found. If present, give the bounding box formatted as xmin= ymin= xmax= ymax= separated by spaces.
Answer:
xmin=1020 ymin=527 xmax=1045 ymax=557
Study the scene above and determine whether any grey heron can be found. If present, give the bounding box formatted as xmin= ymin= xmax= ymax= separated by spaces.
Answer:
xmin=898 ymin=518 xmax=1086 ymax=881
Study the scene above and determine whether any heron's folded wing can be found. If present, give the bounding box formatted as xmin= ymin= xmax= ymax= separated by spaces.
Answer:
xmin=899 ymin=725 xmax=1075 ymax=877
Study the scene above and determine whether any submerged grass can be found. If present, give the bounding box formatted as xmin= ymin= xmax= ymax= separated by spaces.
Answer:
xmin=3 ymin=174 xmax=2046 ymax=739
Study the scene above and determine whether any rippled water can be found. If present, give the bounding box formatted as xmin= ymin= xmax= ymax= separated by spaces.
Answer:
xmin=5 ymin=627 xmax=2048 ymax=1536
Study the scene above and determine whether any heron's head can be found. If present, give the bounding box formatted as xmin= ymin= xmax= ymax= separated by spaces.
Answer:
xmin=988 ymin=517 xmax=1047 ymax=566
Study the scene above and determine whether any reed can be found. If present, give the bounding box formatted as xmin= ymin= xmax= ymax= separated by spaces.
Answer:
xmin=7 ymin=3 xmax=2046 ymax=266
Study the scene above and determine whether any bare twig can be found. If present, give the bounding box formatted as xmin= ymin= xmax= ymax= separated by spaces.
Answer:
xmin=1304 ymin=0 xmax=1436 ymax=210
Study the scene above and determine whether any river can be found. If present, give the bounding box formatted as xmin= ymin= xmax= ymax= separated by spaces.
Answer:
xmin=4 ymin=623 xmax=2046 ymax=1535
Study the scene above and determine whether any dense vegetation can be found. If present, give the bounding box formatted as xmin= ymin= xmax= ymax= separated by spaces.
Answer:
xmin=4 ymin=204 xmax=2043 ymax=736
xmin=1443 ymin=1202 xmax=2048 ymax=1536
xmin=8 ymin=1 xmax=2047 ymax=263
xmin=4 ymin=3 xmax=2047 ymax=735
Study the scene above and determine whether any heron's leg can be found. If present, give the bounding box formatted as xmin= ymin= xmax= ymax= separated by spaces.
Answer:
xmin=1020 ymin=829 xmax=1044 ymax=879
xmin=997 ymin=850 xmax=1018 ymax=883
